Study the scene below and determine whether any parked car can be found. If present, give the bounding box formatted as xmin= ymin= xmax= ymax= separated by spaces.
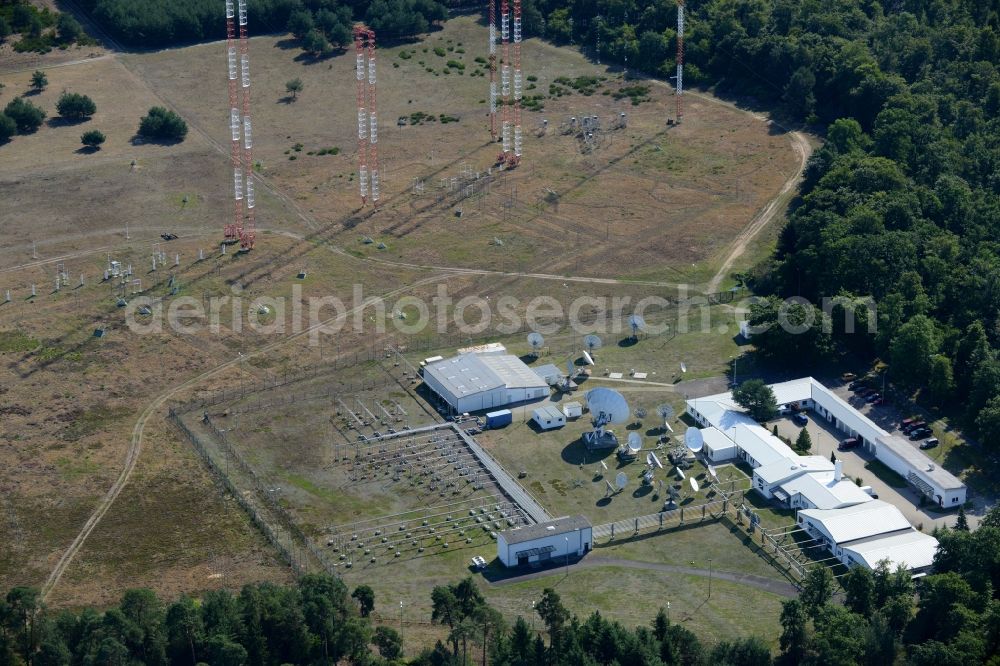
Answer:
xmin=838 ymin=437 xmax=860 ymax=450
xmin=910 ymin=427 xmax=932 ymax=440
xmin=841 ymin=372 xmax=857 ymax=382
xmin=470 ymin=555 xmax=487 ymax=570
xmin=865 ymin=392 xmax=881 ymax=403
xmin=872 ymin=396 xmax=887 ymax=406
xmin=792 ymin=412 xmax=809 ymax=427
xmin=849 ymin=381 xmax=867 ymax=391
xmin=902 ymin=421 xmax=926 ymax=434
xmin=920 ymin=438 xmax=939 ymax=450
xmin=901 ymin=417 xmax=916 ymax=428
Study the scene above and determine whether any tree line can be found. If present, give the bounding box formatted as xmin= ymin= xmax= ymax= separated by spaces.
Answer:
xmin=3 ymin=508 xmax=999 ymax=665
xmin=516 ymin=0 xmax=999 ymax=449
xmin=73 ymin=0 xmax=447 ymax=49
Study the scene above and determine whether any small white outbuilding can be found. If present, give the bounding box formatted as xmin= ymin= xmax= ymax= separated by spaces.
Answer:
xmin=532 ymin=405 xmax=566 ymax=430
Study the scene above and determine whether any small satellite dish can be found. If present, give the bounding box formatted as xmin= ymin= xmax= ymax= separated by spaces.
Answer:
xmin=680 ymin=362 xmax=687 ymax=373
xmin=527 ymin=332 xmax=544 ymax=352
xmin=582 ymin=350 xmax=595 ymax=366
xmin=646 ymin=452 xmax=653 ymax=467
xmin=684 ymin=428 xmax=704 ymax=453
xmin=707 ymin=465 xmax=718 ymax=480
xmin=651 ymin=452 xmax=663 ymax=469
xmin=676 ymin=467 xmax=686 ymax=480
xmin=605 ymin=480 xmax=615 ymax=493
xmin=600 ymin=460 xmax=608 ymax=470
xmin=664 ymin=422 xmax=674 ymax=433
xmin=627 ymin=432 xmax=642 ymax=453
xmin=586 ymin=388 xmax=630 ymax=425
xmin=689 ymin=477 xmax=699 ymax=493
xmin=584 ymin=334 xmax=603 ymax=351
xmin=615 ymin=471 xmax=628 ymax=490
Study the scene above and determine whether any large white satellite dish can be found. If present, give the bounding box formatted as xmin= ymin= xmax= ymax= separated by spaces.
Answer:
xmin=527 ymin=332 xmax=544 ymax=353
xmin=584 ymin=334 xmax=603 ymax=351
xmin=615 ymin=471 xmax=628 ymax=490
xmin=689 ymin=477 xmax=699 ymax=493
xmin=684 ymin=428 xmax=704 ymax=453
xmin=651 ymin=452 xmax=663 ymax=469
xmin=582 ymin=350 xmax=595 ymax=366
xmin=707 ymin=464 xmax=718 ymax=480
xmin=586 ymin=388 xmax=630 ymax=424
xmin=676 ymin=467 xmax=686 ymax=480
xmin=627 ymin=432 xmax=642 ymax=453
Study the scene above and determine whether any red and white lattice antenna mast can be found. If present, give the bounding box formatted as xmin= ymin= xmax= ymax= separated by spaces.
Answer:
xmin=367 ymin=28 xmax=379 ymax=206
xmin=238 ymin=0 xmax=256 ymax=250
xmin=224 ymin=0 xmax=243 ymax=243
xmin=676 ymin=0 xmax=684 ymax=122
xmin=488 ymin=0 xmax=497 ymax=141
xmin=354 ymin=25 xmax=369 ymax=205
xmin=509 ymin=0 xmax=522 ymax=167
xmin=498 ymin=0 xmax=511 ymax=164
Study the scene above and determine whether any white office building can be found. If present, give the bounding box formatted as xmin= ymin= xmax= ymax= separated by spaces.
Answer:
xmin=685 ymin=377 xmax=966 ymax=508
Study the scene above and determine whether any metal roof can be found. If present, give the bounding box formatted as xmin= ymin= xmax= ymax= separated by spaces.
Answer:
xmin=424 ymin=354 xmax=505 ymax=397
xmin=532 ymin=364 xmax=562 ymax=382
xmin=780 ymin=474 xmax=873 ymax=510
xmin=840 ymin=530 xmax=939 ymax=570
xmin=799 ymin=500 xmax=912 ymax=544
xmin=479 ymin=355 xmax=550 ymax=391
xmin=532 ymin=405 xmax=564 ymax=421
xmin=499 ymin=515 xmax=592 ymax=545
xmin=701 ymin=426 xmax=737 ymax=452
xmin=733 ymin=424 xmax=797 ymax=467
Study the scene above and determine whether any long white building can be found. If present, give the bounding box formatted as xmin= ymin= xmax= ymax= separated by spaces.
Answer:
xmin=686 ymin=377 xmax=966 ymax=508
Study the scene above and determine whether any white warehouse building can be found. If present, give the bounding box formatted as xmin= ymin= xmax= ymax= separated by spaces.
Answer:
xmin=423 ymin=352 xmax=550 ymax=414
xmin=686 ymin=377 xmax=967 ymax=508
xmin=497 ymin=515 xmax=593 ymax=568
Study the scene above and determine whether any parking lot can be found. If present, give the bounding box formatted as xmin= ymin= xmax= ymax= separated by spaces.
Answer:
xmin=772 ymin=406 xmax=958 ymax=531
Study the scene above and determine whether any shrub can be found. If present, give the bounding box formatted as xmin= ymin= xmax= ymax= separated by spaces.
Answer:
xmin=0 ymin=113 xmax=15 ymax=142
xmin=446 ymin=59 xmax=464 ymax=70
xmin=57 ymin=13 xmax=83 ymax=42
xmin=80 ymin=129 xmax=105 ymax=148
xmin=433 ymin=46 xmax=446 ymax=57
xmin=4 ymin=97 xmax=45 ymax=133
xmin=137 ymin=106 xmax=187 ymax=141
xmin=57 ymin=92 xmax=96 ymax=120
xmin=30 ymin=70 xmax=47 ymax=91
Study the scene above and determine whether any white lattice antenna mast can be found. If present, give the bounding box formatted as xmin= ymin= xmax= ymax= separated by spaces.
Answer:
xmin=511 ymin=0 xmax=522 ymax=166
xmin=368 ymin=30 xmax=379 ymax=205
xmin=488 ymin=0 xmax=497 ymax=141
xmin=238 ymin=0 xmax=255 ymax=250
xmin=676 ymin=0 xmax=685 ymax=121
xmin=354 ymin=25 xmax=369 ymax=205
xmin=499 ymin=0 xmax=511 ymax=163
xmin=224 ymin=0 xmax=243 ymax=242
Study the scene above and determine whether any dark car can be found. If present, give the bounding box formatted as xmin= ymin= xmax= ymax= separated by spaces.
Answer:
xmin=902 ymin=421 xmax=926 ymax=434
xmin=901 ymin=418 xmax=916 ymax=428
xmin=920 ymin=438 xmax=939 ymax=450
xmin=865 ymin=392 xmax=881 ymax=403
xmin=849 ymin=381 xmax=866 ymax=391
xmin=872 ymin=396 xmax=887 ymax=406
xmin=792 ymin=412 xmax=809 ymax=427
xmin=910 ymin=428 xmax=932 ymax=440
xmin=838 ymin=437 xmax=860 ymax=450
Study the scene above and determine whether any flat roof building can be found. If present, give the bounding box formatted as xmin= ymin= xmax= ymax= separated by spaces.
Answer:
xmin=685 ymin=377 xmax=966 ymax=508
xmin=497 ymin=516 xmax=593 ymax=568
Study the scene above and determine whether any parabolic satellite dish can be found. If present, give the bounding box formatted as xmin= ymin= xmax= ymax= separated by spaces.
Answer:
xmin=689 ymin=477 xmax=700 ymax=493
xmin=615 ymin=471 xmax=628 ymax=490
xmin=629 ymin=313 xmax=646 ymax=332
xmin=600 ymin=460 xmax=608 ymax=471
xmin=586 ymin=388 xmax=630 ymax=425
xmin=651 ymin=452 xmax=663 ymax=469
xmin=527 ymin=332 xmax=544 ymax=350
xmin=684 ymin=427 xmax=704 ymax=453
xmin=627 ymin=432 xmax=642 ymax=453
xmin=646 ymin=452 xmax=653 ymax=467
xmin=676 ymin=467 xmax=686 ymax=480
xmin=584 ymin=334 xmax=603 ymax=351
xmin=680 ymin=362 xmax=687 ymax=373
xmin=707 ymin=464 xmax=718 ymax=480
xmin=582 ymin=350 xmax=595 ymax=366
